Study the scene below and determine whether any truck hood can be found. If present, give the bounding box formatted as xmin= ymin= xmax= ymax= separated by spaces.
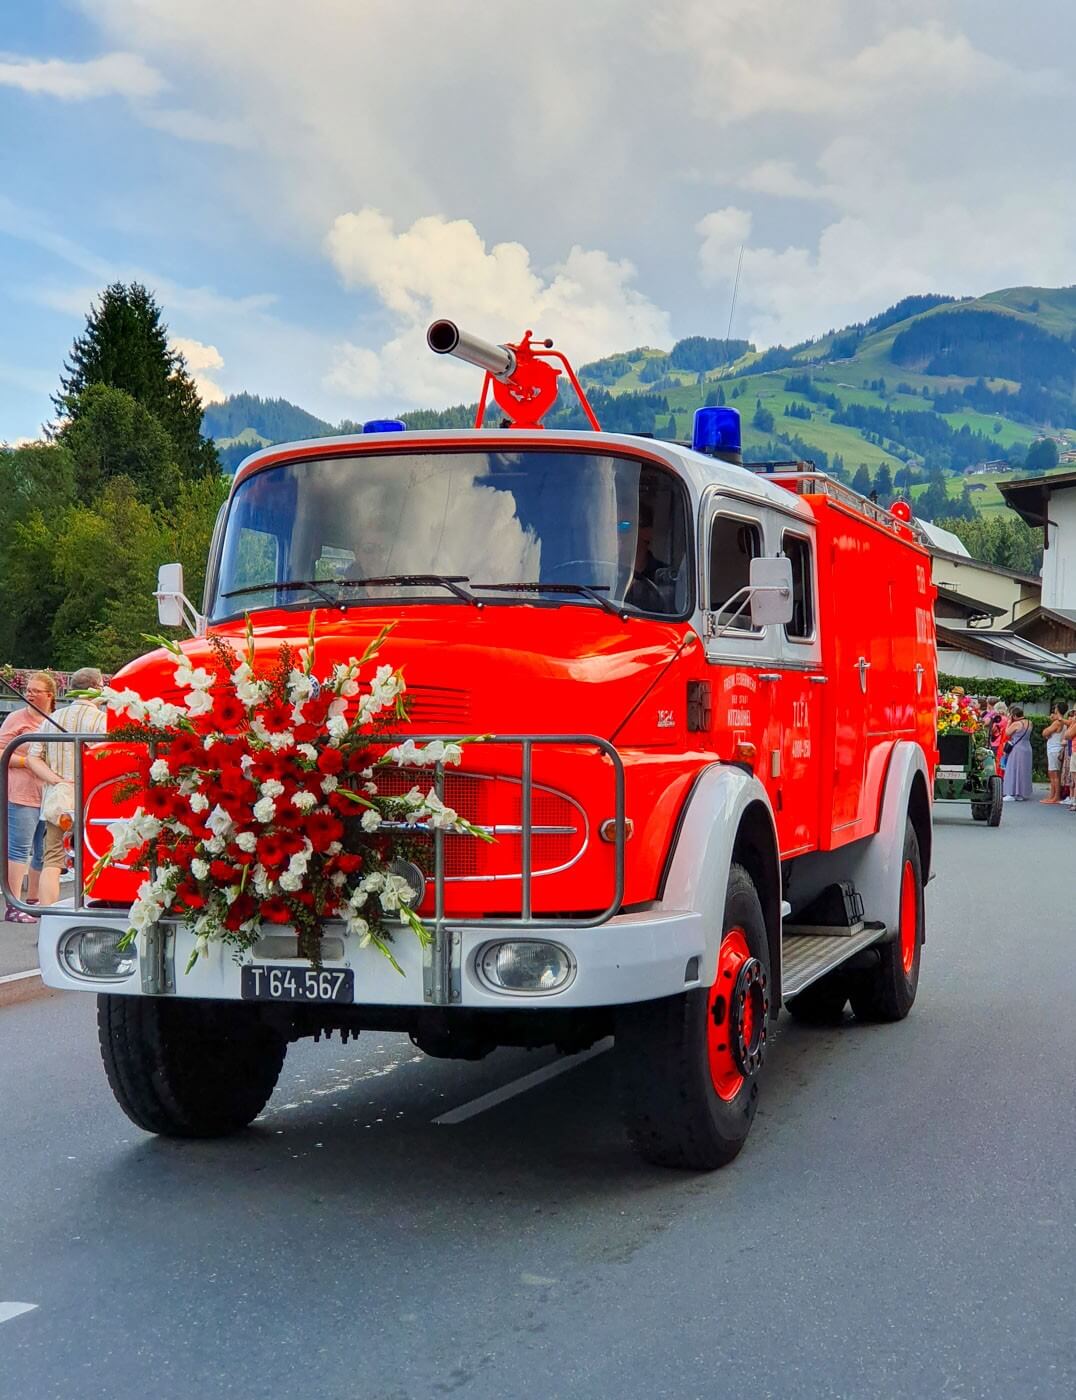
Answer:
xmin=118 ymin=606 xmax=691 ymax=741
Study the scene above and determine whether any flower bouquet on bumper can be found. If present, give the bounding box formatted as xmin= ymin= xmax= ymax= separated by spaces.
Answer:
xmin=87 ymin=620 xmax=490 ymax=973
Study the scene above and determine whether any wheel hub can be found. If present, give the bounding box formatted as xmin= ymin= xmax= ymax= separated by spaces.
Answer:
xmin=730 ymin=958 xmax=768 ymax=1076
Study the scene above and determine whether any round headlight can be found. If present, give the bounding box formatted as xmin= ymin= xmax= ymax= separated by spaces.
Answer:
xmin=479 ymin=941 xmax=574 ymax=994
xmin=60 ymin=927 xmax=137 ymax=981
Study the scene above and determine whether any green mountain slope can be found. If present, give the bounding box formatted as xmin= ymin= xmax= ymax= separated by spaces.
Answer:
xmin=202 ymin=287 xmax=1076 ymax=495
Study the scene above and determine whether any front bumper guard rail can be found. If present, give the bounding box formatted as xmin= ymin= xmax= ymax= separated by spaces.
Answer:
xmin=1 ymin=732 xmax=626 ymax=1006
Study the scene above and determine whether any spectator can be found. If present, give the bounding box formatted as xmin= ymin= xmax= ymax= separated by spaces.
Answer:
xmin=26 ymin=667 xmax=106 ymax=907
xmin=1001 ymin=705 xmax=1033 ymax=802
xmin=1041 ymin=704 xmax=1066 ymax=804
xmin=0 ymin=671 xmax=57 ymax=921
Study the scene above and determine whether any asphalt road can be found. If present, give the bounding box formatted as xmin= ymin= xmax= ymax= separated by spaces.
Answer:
xmin=1 ymin=798 xmax=1073 ymax=1400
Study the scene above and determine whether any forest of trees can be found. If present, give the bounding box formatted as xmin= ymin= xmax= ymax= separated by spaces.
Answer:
xmin=891 ymin=309 xmax=1076 ymax=388
xmin=0 ymin=283 xmax=226 ymax=670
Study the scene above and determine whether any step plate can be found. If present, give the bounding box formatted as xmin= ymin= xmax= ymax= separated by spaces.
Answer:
xmin=781 ymin=922 xmax=888 ymax=1000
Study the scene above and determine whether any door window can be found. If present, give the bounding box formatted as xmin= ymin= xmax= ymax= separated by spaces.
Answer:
xmin=709 ymin=515 xmax=762 ymax=631
xmin=782 ymin=533 xmax=814 ymax=640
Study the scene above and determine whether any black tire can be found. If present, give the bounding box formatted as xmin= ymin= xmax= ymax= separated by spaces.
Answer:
xmin=970 ymin=799 xmax=989 ymax=822
xmin=616 ymin=863 xmax=770 ymax=1170
xmin=848 ymin=820 xmax=923 ymax=1023
xmin=98 ymin=995 xmax=287 ymax=1137
xmin=785 ymin=971 xmax=849 ymax=1024
xmin=987 ymin=775 xmax=1003 ymax=827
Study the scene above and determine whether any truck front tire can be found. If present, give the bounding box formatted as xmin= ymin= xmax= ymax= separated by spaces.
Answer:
xmin=616 ymin=863 xmax=770 ymax=1170
xmin=97 ymin=994 xmax=287 ymax=1137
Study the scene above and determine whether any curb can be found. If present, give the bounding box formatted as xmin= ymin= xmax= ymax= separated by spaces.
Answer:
xmin=0 ymin=969 xmax=56 ymax=1009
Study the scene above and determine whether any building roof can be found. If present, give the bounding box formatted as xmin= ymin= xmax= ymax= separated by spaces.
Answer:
xmin=997 ymin=469 xmax=1076 ymax=527
xmin=929 ymin=546 xmax=1041 ymax=586
xmin=934 ymin=586 xmax=1004 ymax=624
xmin=936 ymin=624 xmax=1076 ymax=679
xmin=1008 ymin=605 xmax=1076 ymax=637
xmin=914 ymin=519 xmax=970 ymax=555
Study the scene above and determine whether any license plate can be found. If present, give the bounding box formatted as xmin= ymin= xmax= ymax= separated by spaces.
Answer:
xmin=241 ymin=965 xmax=354 ymax=1003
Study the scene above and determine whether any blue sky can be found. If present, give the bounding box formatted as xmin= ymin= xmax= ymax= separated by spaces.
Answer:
xmin=2 ymin=1 xmax=1074 ymax=442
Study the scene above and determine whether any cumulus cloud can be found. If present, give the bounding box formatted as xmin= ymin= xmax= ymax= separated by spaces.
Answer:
xmin=0 ymin=51 xmax=163 ymax=100
xmin=171 ymin=336 xmax=226 ymax=403
xmin=324 ymin=210 xmax=671 ymax=409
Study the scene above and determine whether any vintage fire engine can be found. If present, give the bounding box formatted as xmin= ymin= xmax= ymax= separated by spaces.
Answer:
xmin=16 ymin=322 xmax=937 ymax=1169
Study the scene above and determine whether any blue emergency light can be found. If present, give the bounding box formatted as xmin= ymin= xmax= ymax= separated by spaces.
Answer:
xmin=692 ymin=406 xmax=742 ymax=463
xmin=362 ymin=419 xmax=406 ymax=433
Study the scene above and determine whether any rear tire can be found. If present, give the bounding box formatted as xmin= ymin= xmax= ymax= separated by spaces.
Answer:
xmin=98 ymin=995 xmax=287 ymax=1137
xmin=987 ymin=775 xmax=1003 ymax=827
xmin=848 ymin=819 xmax=923 ymax=1023
xmin=785 ymin=971 xmax=849 ymax=1024
xmin=616 ymin=863 xmax=770 ymax=1170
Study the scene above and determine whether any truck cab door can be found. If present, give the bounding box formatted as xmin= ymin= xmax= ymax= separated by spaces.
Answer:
xmin=774 ymin=528 xmax=823 ymax=856
xmin=701 ymin=497 xmax=783 ymax=814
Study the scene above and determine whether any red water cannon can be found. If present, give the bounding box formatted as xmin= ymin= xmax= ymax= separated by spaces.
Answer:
xmin=427 ymin=320 xmax=601 ymax=431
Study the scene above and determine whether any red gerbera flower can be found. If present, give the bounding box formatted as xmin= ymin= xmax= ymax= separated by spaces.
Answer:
xmin=209 ymin=859 xmax=239 ymax=883
xmin=260 ymin=897 xmax=292 ymax=925
xmin=256 ymin=833 xmax=289 ymax=868
xmin=167 ymin=734 xmax=205 ymax=770
xmin=333 ymin=852 xmax=363 ymax=875
xmin=143 ymin=786 xmax=179 ymax=819
xmin=212 ymin=694 xmax=248 ymax=730
xmin=306 ymin=811 xmax=344 ymax=852
xmin=175 ymin=879 xmax=206 ymax=910
xmin=224 ymin=894 xmax=257 ymax=931
xmin=261 ymin=699 xmax=294 ymax=733
xmin=317 ymin=746 xmax=345 ymax=775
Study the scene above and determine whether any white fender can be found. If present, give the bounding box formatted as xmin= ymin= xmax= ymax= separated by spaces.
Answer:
xmin=660 ymin=763 xmax=780 ymax=985
xmin=787 ymin=741 xmax=931 ymax=934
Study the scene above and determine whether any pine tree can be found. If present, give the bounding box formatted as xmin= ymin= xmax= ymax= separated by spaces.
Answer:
xmin=851 ymin=464 xmax=872 ymax=496
xmin=874 ymin=463 xmax=893 ymax=501
xmin=55 ymin=282 xmax=219 ymax=480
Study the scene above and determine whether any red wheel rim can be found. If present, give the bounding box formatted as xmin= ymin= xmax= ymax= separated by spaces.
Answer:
xmin=899 ymin=859 xmax=918 ymax=975
xmin=707 ymin=928 xmax=755 ymax=1101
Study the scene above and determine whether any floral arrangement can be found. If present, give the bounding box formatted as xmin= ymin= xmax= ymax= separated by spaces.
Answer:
xmin=936 ymin=690 xmax=986 ymax=744
xmin=88 ymin=618 xmax=489 ymax=972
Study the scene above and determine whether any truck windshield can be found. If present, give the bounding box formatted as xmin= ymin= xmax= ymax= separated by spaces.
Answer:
xmin=209 ymin=449 xmax=692 ymax=621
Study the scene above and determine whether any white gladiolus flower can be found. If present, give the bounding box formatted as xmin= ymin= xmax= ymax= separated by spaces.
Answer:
xmin=363 ymin=782 xmax=378 ymax=796
xmin=253 ymin=796 xmax=276 ymax=823
xmin=287 ymin=669 xmax=314 ymax=704
xmin=292 ymin=790 xmax=317 ymax=812
xmin=379 ymin=873 xmax=416 ymax=911
xmin=189 ymin=791 xmax=209 ymax=813
xmin=346 ymin=914 xmax=371 ymax=944
xmin=149 ymin=758 xmax=170 ymax=782
xmin=175 ymin=664 xmax=212 ymax=692
xmin=360 ymin=808 xmax=382 ymax=833
xmin=235 ymin=831 xmax=257 ymax=853
xmin=185 ymin=688 xmax=214 ymax=718
xmin=340 ymin=678 xmax=360 ymax=698
xmin=259 ymin=779 xmax=285 ymax=799
xmin=328 ymin=697 xmax=348 ymax=718
xmin=107 ymin=808 xmax=162 ymax=860
xmin=206 ymin=804 xmax=233 ymax=838
xmin=326 ymin=714 xmax=349 ymax=741
xmin=403 ymin=785 xmax=425 ymax=807
xmin=235 ymin=677 xmax=267 ymax=708
xmin=362 ymin=768 xmax=374 ymax=780
xmin=422 ymin=739 xmax=463 ymax=767
xmin=384 ymin=739 xmax=421 ymax=766
xmin=194 ymin=933 xmax=210 ymax=960
xmin=191 ymin=858 xmax=209 ymax=880
xmin=359 ymin=872 xmax=384 ymax=893
xmin=143 ymin=699 xmax=184 ymax=728
xmin=252 ymin=865 xmax=273 ymax=896
xmin=239 ymin=753 xmax=255 ymax=775
xmin=320 ymin=774 xmax=339 ymax=794
xmin=424 ymin=789 xmax=462 ymax=831
xmin=348 ymin=888 xmax=368 ymax=909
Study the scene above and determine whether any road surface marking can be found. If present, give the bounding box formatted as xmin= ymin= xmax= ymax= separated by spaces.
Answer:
xmin=0 ymin=1303 xmax=37 ymax=1325
xmin=433 ymin=1039 xmax=613 ymax=1125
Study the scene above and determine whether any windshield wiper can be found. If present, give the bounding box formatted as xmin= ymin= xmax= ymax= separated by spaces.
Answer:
xmin=219 ymin=575 xmax=480 ymax=609
xmin=349 ymin=575 xmax=479 ymax=606
xmin=220 ymin=578 xmax=349 ymax=609
xmin=472 ymin=581 xmax=626 ymax=618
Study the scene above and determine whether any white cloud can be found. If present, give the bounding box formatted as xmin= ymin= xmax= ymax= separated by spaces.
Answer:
xmin=171 ymin=337 xmax=226 ymax=403
xmin=0 ymin=51 xmax=163 ymax=101
xmin=324 ymin=210 xmax=671 ymax=409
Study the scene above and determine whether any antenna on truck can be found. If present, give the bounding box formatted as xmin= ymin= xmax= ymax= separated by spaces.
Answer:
xmin=427 ymin=320 xmax=601 ymax=432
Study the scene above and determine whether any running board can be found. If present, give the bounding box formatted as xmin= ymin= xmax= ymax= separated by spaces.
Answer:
xmin=781 ymin=922 xmax=888 ymax=1000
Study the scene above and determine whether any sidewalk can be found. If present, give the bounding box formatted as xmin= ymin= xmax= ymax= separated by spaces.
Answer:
xmin=0 ymin=919 xmax=39 ymax=977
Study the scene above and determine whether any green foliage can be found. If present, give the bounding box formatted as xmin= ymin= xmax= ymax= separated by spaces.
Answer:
xmin=59 ymin=384 xmax=181 ymax=505
xmin=752 ymin=398 xmax=774 ymax=433
xmin=874 ymin=464 xmax=893 ymax=501
xmin=56 ymin=282 xmax=219 ymax=479
xmin=704 ymin=384 xmax=726 ymax=407
xmin=1025 ymin=437 xmax=1060 ymax=473
xmin=932 ymin=514 xmax=1042 ymax=573
xmin=668 ymin=336 xmax=752 ymax=371
xmin=938 ymin=673 xmax=1075 ymax=706
xmin=891 ymin=307 xmax=1076 ymax=387
xmin=202 ymin=392 xmax=333 ymax=443
xmin=851 ymin=465 xmax=872 ymax=496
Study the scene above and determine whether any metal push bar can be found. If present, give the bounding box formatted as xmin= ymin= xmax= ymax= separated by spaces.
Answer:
xmin=0 ymin=734 xmax=627 ymax=971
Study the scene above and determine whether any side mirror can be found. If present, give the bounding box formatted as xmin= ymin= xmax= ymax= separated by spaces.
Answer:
xmin=155 ymin=562 xmax=186 ymax=628
xmin=749 ymin=556 xmax=794 ymax=627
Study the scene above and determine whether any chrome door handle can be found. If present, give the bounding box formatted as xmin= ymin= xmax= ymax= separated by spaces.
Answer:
xmin=914 ymin=663 xmax=925 ymax=694
xmin=758 ymin=673 xmax=781 ymax=683
xmin=809 ymin=675 xmax=829 ymax=685
xmin=856 ymin=657 xmax=871 ymax=693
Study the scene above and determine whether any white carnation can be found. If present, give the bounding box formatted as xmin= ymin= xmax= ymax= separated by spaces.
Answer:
xmin=320 ymin=774 xmax=338 ymax=794
xmin=259 ymin=779 xmax=284 ymax=800
xmin=360 ymin=808 xmax=382 ymax=833
xmin=190 ymin=858 xmax=209 ymax=880
xmin=149 ymin=758 xmax=170 ymax=782
xmin=292 ymin=790 xmax=317 ymax=812
xmin=279 ymin=871 xmax=303 ymax=892
xmin=189 ymin=791 xmax=209 ymax=813
xmin=253 ymin=796 xmax=276 ymax=823
xmin=234 ymin=831 xmax=257 ymax=853
xmin=297 ymin=743 xmax=318 ymax=762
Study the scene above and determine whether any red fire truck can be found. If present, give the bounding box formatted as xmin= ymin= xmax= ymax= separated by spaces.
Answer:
xmin=19 ymin=324 xmax=937 ymax=1169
